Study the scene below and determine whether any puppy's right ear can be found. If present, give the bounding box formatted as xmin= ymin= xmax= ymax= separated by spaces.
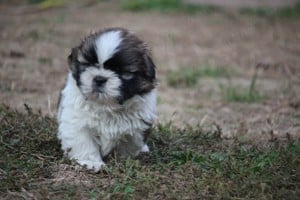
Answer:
xmin=68 ymin=47 xmax=79 ymax=72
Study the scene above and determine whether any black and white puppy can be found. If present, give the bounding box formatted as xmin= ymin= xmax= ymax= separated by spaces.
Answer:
xmin=57 ymin=28 xmax=157 ymax=172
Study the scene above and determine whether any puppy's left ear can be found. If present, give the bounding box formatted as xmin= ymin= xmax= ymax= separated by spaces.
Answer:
xmin=68 ymin=47 xmax=79 ymax=72
xmin=144 ymin=55 xmax=156 ymax=81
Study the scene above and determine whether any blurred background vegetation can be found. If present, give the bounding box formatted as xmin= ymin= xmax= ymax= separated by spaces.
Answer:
xmin=1 ymin=0 xmax=300 ymax=17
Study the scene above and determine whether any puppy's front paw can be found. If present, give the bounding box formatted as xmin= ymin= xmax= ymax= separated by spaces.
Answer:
xmin=140 ymin=144 xmax=150 ymax=153
xmin=78 ymin=160 xmax=106 ymax=173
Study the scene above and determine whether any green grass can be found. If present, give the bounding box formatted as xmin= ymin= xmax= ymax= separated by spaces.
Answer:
xmin=167 ymin=66 xmax=266 ymax=103
xmin=27 ymin=0 xmax=45 ymax=4
xmin=220 ymin=69 xmax=266 ymax=103
xmin=240 ymin=2 xmax=300 ymax=18
xmin=27 ymin=0 xmax=67 ymax=9
xmin=0 ymin=105 xmax=299 ymax=199
xmin=220 ymin=84 xmax=265 ymax=103
xmin=0 ymin=104 xmax=62 ymax=192
xmin=122 ymin=0 xmax=221 ymax=14
xmin=38 ymin=57 xmax=53 ymax=65
xmin=167 ymin=66 xmax=229 ymax=88
xmin=122 ymin=0 xmax=300 ymax=17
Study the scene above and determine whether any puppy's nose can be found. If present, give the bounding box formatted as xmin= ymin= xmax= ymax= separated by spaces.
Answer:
xmin=93 ymin=76 xmax=107 ymax=87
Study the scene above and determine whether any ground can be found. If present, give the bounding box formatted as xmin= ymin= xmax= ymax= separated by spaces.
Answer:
xmin=1 ymin=1 xmax=299 ymax=141
xmin=0 ymin=1 xmax=299 ymax=199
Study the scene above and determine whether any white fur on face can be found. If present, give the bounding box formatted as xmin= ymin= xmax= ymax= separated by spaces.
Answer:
xmin=95 ymin=30 xmax=122 ymax=64
xmin=79 ymin=67 xmax=121 ymax=101
xmin=77 ymin=30 xmax=123 ymax=102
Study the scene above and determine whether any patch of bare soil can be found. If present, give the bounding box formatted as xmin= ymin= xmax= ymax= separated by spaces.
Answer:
xmin=0 ymin=2 xmax=299 ymax=141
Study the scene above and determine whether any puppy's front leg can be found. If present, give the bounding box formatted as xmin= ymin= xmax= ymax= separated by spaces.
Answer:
xmin=58 ymin=124 xmax=104 ymax=172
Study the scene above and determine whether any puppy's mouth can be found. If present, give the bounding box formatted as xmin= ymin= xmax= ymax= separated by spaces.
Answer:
xmin=92 ymin=87 xmax=105 ymax=94
xmin=84 ymin=92 xmax=111 ymax=103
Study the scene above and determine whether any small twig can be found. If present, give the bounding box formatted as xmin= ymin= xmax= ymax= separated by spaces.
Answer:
xmin=199 ymin=114 xmax=208 ymax=127
xmin=31 ymin=153 xmax=57 ymax=160
xmin=0 ymin=168 xmax=7 ymax=176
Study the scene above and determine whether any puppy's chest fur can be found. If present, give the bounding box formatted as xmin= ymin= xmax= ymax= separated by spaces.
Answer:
xmin=58 ymin=74 xmax=156 ymax=155
xmin=75 ymin=102 xmax=151 ymax=138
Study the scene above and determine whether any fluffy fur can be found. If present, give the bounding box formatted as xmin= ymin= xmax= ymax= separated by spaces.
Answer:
xmin=57 ymin=28 xmax=157 ymax=172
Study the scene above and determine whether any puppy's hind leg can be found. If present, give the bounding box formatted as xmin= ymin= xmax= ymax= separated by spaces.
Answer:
xmin=140 ymin=128 xmax=151 ymax=153
xmin=58 ymin=124 xmax=104 ymax=172
xmin=116 ymin=132 xmax=149 ymax=157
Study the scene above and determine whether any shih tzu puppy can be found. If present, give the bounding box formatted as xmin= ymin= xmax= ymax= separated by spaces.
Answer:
xmin=57 ymin=28 xmax=157 ymax=172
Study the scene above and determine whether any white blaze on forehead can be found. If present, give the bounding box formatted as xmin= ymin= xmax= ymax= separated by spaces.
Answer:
xmin=95 ymin=30 xmax=122 ymax=64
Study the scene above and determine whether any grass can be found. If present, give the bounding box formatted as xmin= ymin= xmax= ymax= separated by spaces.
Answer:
xmin=38 ymin=57 xmax=53 ymax=65
xmin=27 ymin=0 xmax=45 ymax=4
xmin=122 ymin=0 xmax=300 ymax=18
xmin=27 ymin=0 xmax=67 ymax=9
xmin=220 ymin=68 xmax=266 ymax=103
xmin=0 ymin=105 xmax=61 ymax=191
xmin=122 ymin=0 xmax=221 ymax=14
xmin=167 ymin=65 xmax=266 ymax=103
xmin=168 ymin=64 xmax=266 ymax=103
xmin=167 ymin=66 xmax=229 ymax=88
xmin=0 ymin=105 xmax=299 ymax=199
xmin=240 ymin=2 xmax=300 ymax=18
xmin=220 ymin=85 xmax=265 ymax=103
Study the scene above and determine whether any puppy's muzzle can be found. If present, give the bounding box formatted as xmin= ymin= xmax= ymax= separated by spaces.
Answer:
xmin=93 ymin=76 xmax=108 ymax=92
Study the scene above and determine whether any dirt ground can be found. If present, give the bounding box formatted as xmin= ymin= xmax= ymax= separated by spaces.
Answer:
xmin=0 ymin=1 xmax=299 ymax=141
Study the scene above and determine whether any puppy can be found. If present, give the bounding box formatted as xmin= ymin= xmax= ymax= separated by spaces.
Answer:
xmin=57 ymin=28 xmax=157 ymax=172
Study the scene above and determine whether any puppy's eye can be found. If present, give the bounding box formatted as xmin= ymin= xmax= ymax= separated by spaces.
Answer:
xmin=76 ymin=61 xmax=89 ymax=68
xmin=121 ymin=73 xmax=134 ymax=80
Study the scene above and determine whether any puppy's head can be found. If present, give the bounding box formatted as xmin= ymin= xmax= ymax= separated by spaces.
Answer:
xmin=68 ymin=28 xmax=156 ymax=104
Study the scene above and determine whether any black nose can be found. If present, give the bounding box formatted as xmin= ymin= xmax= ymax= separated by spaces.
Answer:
xmin=93 ymin=76 xmax=107 ymax=87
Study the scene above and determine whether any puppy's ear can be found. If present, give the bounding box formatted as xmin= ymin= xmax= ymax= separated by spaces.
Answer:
xmin=68 ymin=47 xmax=79 ymax=72
xmin=144 ymin=55 xmax=156 ymax=81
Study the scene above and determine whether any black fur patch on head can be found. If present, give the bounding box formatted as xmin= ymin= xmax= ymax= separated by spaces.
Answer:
xmin=68 ymin=33 xmax=99 ymax=86
xmin=80 ymin=36 xmax=98 ymax=65
xmin=103 ymin=28 xmax=156 ymax=103
xmin=68 ymin=47 xmax=81 ymax=86
xmin=68 ymin=27 xmax=156 ymax=103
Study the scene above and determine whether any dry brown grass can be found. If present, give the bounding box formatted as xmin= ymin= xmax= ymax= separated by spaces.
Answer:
xmin=0 ymin=1 xmax=299 ymax=147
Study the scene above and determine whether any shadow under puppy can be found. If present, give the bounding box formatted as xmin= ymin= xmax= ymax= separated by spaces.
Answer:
xmin=57 ymin=28 xmax=157 ymax=172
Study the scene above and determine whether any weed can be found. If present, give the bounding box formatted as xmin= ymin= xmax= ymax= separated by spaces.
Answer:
xmin=55 ymin=13 xmax=66 ymax=23
xmin=167 ymin=66 xmax=229 ymax=88
xmin=88 ymin=190 xmax=98 ymax=200
xmin=122 ymin=0 xmax=221 ymax=14
xmin=38 ymin=57 xmax=53 ymax=65
xmin=122 ymin=0 xmax=300 ymax=17
xmin=293 ymin=114 xmax=300 ymax=119
xmin=27 ymin=0 xmax=45 ymax=4
xmin=279 ymin=2 xmax=300 ymax=17
xmin=220 ymin=69 xmax=265 ymax=103
xmin=27 ymin=30 xmax=41 ymax=41
xmin=240 ymin=2 xmax=300 ymax=18
xmin=220 ymin=84 xmax=265 ymax=103
xmin=39 ymin=0 xmax=66 ymax=9
xmin=112 ymin=182 xmax=135 ymax=197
